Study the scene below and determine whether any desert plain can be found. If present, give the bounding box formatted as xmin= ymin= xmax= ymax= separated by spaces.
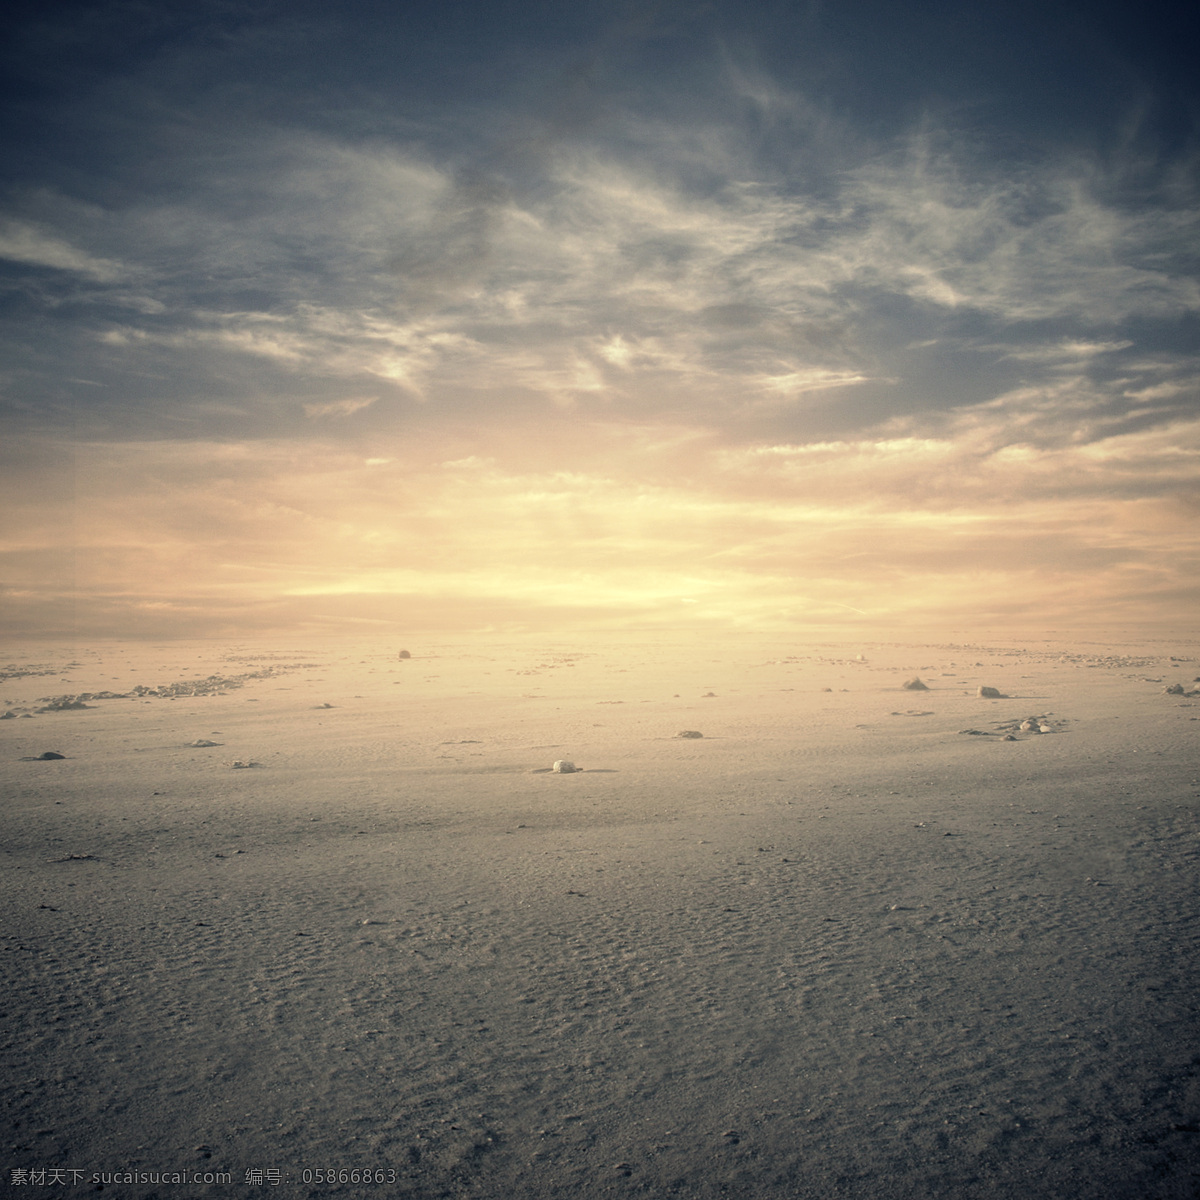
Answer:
xmin=2 ymin=632 xmax=1199 ymax=1199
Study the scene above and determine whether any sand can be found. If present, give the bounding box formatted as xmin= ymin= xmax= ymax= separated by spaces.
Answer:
xmin=2 ymin=633 xmax=1199 ymax=1198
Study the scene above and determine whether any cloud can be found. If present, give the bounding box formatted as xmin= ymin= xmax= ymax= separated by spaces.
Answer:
xmin=303 ymin=396 xmax=377 ymax=419
xmin=5 ymin=100 xmax=1193 ymax=450
xmin=0 ymin=218 xmax=126 ymax=281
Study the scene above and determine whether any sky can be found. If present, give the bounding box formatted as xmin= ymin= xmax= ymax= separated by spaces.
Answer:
xmin=1 ymin=0 xmax=1197 ymax=640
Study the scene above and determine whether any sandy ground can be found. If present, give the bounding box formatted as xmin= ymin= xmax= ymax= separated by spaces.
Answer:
xmin=2 ymin=633 xmax=1199 ymax=1199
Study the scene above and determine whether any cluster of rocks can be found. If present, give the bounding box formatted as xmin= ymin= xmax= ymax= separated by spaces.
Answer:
xmin=1001 ymin=714 xmax=1058 ymax=735
xmin=34 ymin=692 xmax=124 ymax=712
xmin=1163 ymin=681 xmax=1200 ymax=696
xmin=961 ymin=713 xmax=1061 ymax=739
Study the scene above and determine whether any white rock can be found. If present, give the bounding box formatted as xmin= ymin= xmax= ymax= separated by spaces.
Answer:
xmin=552 ymin=760 xmax=578 ymax=773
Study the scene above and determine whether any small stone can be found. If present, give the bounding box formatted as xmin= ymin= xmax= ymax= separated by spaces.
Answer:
xmin=977 ymin=685 xmax=1004 ymax=698
xmin=676 ymin=730 xmax=704 ymax=738
xmin=36 ymin=751 xmax=66 ymax=760
xmin=398 ymin=649 xmax=411 ymax=659
xmin=552 ymin=760 xmax=578 ymax=773
xmin=902 ymin=677 xmax=929 ymax=691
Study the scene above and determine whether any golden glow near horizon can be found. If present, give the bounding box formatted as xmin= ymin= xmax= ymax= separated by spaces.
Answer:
xmin=3 ymin=405 xmax=1197 ymax=637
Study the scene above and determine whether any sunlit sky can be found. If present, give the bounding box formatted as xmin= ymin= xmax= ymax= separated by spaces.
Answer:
xmin=2 ymin=0 xmax=1197 ymax=639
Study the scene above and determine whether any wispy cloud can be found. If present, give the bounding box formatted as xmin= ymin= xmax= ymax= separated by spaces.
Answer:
xmin=0 ymin=218 xmax=126 ymax=281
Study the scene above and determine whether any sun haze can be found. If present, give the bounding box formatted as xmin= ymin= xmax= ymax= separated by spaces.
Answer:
xmin=1 ymin=0 xmax=1196 ymax=642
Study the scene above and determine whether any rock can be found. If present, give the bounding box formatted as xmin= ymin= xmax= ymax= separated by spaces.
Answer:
xmin=1164 ymin=683 xmax=1185 ymax=695
xmin=977 ymin=685 xmax=1005 ymax=698
xmin=398 ymin=649 xmax=411 ymax=659
xmin=959 ymin=729 xmax=994 ymax=736
xmin=552 ymin=760 xmax=578 ymax=773
xmin=189 ymin=739 xmax=222 ymax=747
xmin=1003 ymin=734 xmax=1018 ymax=741
xmin=902 ymin=677 xmax=929 ymax=691
xmin=0 ymin=710 xmax=15 ymax=719
xmin=36 ymin=751 xmax=66 ymax=759
xmin=676 ymin=730 xmax=704 ymax=738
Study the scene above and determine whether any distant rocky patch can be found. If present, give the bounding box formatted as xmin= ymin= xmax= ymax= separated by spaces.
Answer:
xmin=35 ymin=698 xmax=97 ymax=712
xmin=0 ymin=665 xmax=60 ymax=682
xmin=30 ymin=665 xmax=321 ymax=714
